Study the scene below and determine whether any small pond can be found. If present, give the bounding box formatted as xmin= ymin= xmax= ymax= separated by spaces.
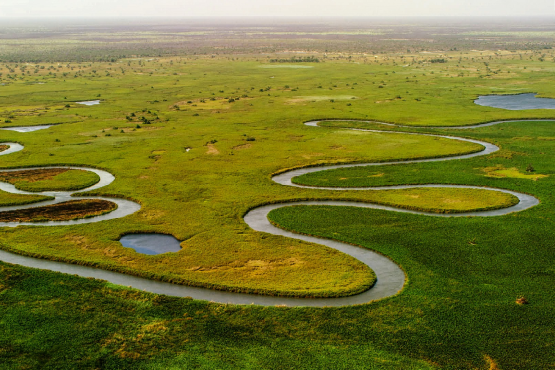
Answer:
xmin=475 ymin=93 xmax=555 ymax=110
xmin=76 ymin=100 xmax=101 ymax=106
xmin=119 ymin=233 xmax=181 ymax=255
xmin=0 ymin=125 xmax=52 ymax=132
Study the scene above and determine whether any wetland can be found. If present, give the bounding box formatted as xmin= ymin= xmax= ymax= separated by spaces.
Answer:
xmin=0 ymin=18 xmax=553 ymax=369
xmin=475 ymin=93 xmax=555 ymax=110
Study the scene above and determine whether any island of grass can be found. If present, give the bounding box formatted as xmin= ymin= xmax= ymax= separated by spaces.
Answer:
xmin=0 ymin=190 xmax=53 ymax=207
xmin=282 ymin=187 xmax=519 ymax=214
xmin=0 ymin=145 xmax=9 ymax=152
xmin=0 ymin=168 xmax=100 ymax=192
xmin=0 ymin=199 xmax=117 ymax=222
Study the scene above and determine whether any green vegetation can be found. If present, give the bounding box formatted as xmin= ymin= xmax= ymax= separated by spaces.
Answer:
xmin=0 ymin=168 xmax=100 ymax=192
xmin=0 ymin=190 xmax=52 ymax=207
xmin=2 ymin=53 xmax=517 ymax=297
xmin=280 ymin=188 xmax=519 ymax=214
xmin=0 ymin=262 xmax=436 ymax=370
xmin=0 ymin=20 xmax=554 ymax=368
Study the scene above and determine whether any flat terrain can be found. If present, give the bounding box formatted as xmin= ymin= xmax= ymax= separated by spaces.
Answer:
xmin=0 ymin=19 xmax=554 ymax=369
xmin=0 ymin=199 xmax=117 ymax=222
xmin=0 ymin=168 xmax=100 ymax=192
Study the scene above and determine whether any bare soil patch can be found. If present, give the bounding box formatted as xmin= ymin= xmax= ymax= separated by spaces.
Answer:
xmin=0 ymin=199 xmax=117 ymax=222
xmin=232 ymin=143 xmax=252 ymax=150
xmin=206 ymin=144 xmax=220 ymax=155
xmin=0 ymin=168 xmax=69 ymax=183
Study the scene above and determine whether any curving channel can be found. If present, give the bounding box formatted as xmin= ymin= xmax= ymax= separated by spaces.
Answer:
xmin=0 ymin=162 xmax=141 ymax=227
xmin=0 ymin=120 xmax=542 ymax=307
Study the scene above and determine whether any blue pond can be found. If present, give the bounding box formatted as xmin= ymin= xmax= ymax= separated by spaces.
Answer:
xmin=475 ymin=93 xmax=555 ymax=110
xmin=119 ymin=234 xmax=181 ymax=255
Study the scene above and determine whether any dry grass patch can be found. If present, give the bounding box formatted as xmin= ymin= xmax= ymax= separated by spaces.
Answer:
xmin=232 ymin=143 xmax=252 ymax=150
xmin=0 ymin=168 xmax=100 ymax=192
xmin=205 ymin=144 xmax=220 ymax=155
xmin=482 ymin=165 xmax=549 ymax=181
xmin=0 ymin=199 xmax=117 ymax=222
xmin=0 ymin=168 xmax=69 ymax=183
xmin=189 ymin=258 xmax=304 ymax=277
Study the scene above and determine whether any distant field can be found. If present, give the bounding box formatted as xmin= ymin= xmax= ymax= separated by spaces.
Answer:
xmin=0 ymin=17 xmax=554 ymax=62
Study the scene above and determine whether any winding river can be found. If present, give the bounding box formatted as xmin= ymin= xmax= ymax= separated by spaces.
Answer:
xmin=0 ymin=119 xmax=543 ymax=306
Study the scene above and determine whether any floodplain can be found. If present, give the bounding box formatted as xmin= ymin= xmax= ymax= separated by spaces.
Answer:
xmin=0 ymin=17 xmax=553 ymax=369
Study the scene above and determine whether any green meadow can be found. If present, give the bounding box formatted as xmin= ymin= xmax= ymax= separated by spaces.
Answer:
xmin=0 ymin=168 xmax=100 ymax=192
xmin=0 ymin=47 xmax=554 ymax=368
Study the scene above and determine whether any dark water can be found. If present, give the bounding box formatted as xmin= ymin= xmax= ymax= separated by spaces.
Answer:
xmin=119 ymin=234 xmax=181 ymax=255
xmin=475 ymin=93 xmax=555 ymax=110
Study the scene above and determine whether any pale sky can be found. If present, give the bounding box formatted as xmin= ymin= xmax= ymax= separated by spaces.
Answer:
xmin=0 ymin=0 xmax=554 ymax=18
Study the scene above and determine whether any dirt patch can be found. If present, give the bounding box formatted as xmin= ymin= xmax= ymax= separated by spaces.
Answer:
xmin=206 ymin=144 xmax=220 ymax=155
xmin=232 ymin=143 xmax=252 ymax=150
xmin=0 ymin=168 xmax=69 ymax=184
xmin=0 ymin=199 xmax=117 ymax=222
xmin=0 ymin=145 xmax=8 ymax=152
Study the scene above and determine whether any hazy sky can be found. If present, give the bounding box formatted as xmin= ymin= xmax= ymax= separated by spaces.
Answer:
xmin=1 ymin=0 xmax=554 ymax=18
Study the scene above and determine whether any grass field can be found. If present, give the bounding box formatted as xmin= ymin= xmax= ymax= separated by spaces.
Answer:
xmin=0 ymin=25 xmax=554 ymax=368
xmin=0 ymin=168 xmax=100 ymax=192
xmin=0 ymin=191 xmax=52 ymax=207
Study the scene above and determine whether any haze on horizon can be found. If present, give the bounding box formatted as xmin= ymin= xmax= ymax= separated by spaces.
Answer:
xmin=1 ymin=0 xmax=554 ymax=18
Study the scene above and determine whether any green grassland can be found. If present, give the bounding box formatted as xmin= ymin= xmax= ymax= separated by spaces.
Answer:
xmin=0 ymin=190 xmax=53 ymax=207
xmin=0 ymin=47 xmax=553 ymax=368
xmin=0 ymin=168 xmax=100 ymax=192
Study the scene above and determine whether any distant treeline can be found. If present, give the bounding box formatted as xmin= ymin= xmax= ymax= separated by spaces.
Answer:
xmin=269 ymin=56 xmax=320 ymax=63
xmin=430 ymin=58 xmax=447 ymax=63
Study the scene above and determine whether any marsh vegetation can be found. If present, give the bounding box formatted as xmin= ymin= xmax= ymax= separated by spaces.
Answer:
xmin=0 ymin=18 xmax=553 ymax=369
